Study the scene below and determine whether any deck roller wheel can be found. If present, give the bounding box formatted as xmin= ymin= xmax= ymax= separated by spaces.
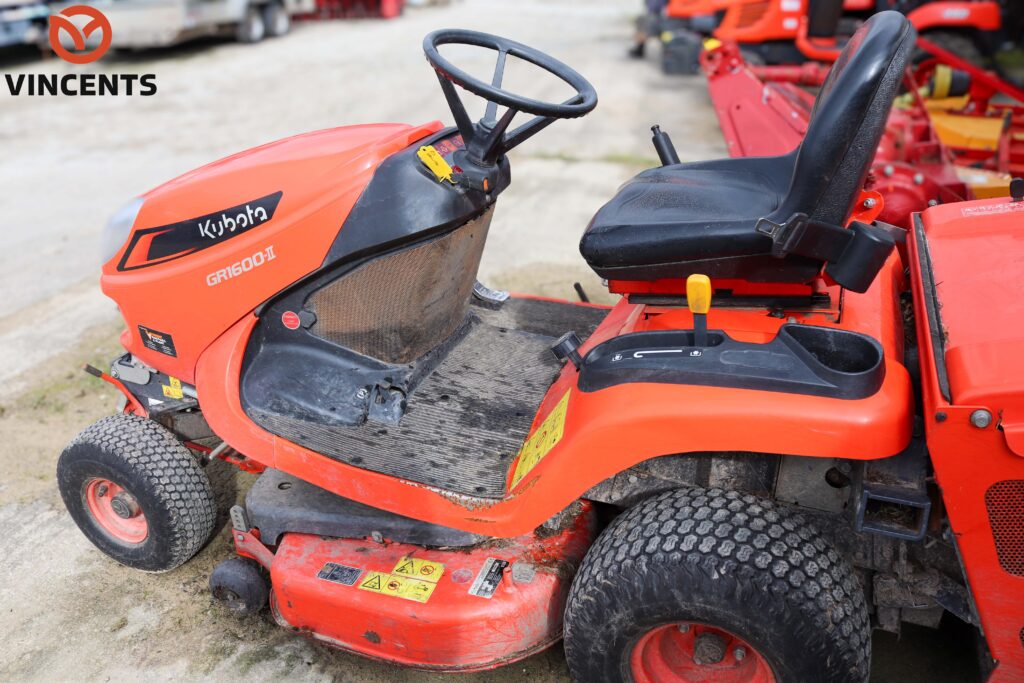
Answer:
xmin=210 ymin=557 xmax=269 ymax=614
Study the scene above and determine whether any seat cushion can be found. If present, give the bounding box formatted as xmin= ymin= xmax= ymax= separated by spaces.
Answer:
xmin=580 ymin=154 xmax=821 ymax=283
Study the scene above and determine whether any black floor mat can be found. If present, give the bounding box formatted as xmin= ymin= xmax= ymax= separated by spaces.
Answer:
xmin=248 ymin=297 xmax=608 ymax=498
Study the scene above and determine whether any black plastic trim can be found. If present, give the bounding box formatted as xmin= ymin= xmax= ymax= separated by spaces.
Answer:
xmin=578 ymin=324 xmax=885 ymax=400
xmin=252 ymin=128 xmax=502 ymax=318
xmin=913 ymin=213 xmax=951 ymax=402
xmin=246 ymin=468 xmax=484 ymax=547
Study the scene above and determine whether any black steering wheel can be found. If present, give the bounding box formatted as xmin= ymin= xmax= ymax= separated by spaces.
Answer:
xmin=423 ymin=29 xmax=598 ymax=167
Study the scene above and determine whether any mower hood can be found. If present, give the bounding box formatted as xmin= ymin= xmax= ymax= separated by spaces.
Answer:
xmin=100 ymin=121 xmax=442 ymax=382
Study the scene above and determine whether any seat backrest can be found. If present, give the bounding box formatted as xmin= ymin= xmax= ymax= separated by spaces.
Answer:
xmin=773 ymin=11 xmax=915 ymax=227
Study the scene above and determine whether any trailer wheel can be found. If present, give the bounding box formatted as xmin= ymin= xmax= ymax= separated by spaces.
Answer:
xmin=236 ymin=6 xmax=266 ymax=44
xmin=263 ymin=2 xmax=290 ymax=38
xmin=57 ymin=414 xmax=217 ymax=572
xmin=210 ymin=557 xmax=269 ymax=614
xmin=564 ymin=487 xmax=871 ymax=682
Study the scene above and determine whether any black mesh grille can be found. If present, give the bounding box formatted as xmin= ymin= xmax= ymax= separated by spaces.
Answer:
xmin=985 ymin=480 xmax=1024 ymax=577
xmin=308 ymin=208 xmax=492 ymax=363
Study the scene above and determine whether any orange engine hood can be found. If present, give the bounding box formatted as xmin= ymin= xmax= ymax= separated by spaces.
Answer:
xmin=100 ymin=121 xmax=442 ymax=382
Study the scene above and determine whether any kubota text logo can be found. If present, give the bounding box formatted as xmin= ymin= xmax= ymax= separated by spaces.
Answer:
xmin=49 ymin=5 xmax=112 ymax=64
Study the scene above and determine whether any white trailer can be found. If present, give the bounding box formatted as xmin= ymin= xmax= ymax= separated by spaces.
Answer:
xmin=72 ymin=0 xmax=314 ymax=49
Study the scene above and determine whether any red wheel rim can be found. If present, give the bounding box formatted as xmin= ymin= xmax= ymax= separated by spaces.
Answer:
xmin=83 ymin=478 xmax=149 ymax=544
xmin=630 ymin=622 xmax=775 ymax=683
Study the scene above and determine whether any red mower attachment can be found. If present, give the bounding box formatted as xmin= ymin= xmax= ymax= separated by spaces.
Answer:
xmin=234 ymin=500 xmax=597 ymax=671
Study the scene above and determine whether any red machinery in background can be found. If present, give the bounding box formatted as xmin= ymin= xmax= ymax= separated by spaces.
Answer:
xmin=297 ymin=0 xmax=403 ymax=21
xmin=700 ymin=37 xmax=1022 ymax=226
xmin=658 ymin=0 xmax=1006 ymax=72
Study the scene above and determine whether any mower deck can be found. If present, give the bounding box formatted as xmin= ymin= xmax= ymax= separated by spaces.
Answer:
xmin=247 ymin=297 xmax=606 ymax=498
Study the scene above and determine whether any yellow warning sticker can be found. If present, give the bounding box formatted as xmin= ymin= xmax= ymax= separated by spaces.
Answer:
xmin=392 ymin=556 xmax=445 ymax=582
xmin=358 ymin=570 xmax=438 ymax=603
xmin=162 ymin=376 xmax=183 ymax=400
xmin=509 ymin=390 xmax=571 ymax=490
xmin=416 ymin=145 xmax=454 ymax=184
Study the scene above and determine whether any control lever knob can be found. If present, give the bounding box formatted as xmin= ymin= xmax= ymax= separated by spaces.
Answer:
xmin=1011 ymin=177 xmax=1024 ymax=202
xmin=686 ymin=274 xmax=712 ymax=347
xmin=651 ymin=125 xmax=681 ymax=166
xmin=551 ymin=331 xmax=583 ymax=370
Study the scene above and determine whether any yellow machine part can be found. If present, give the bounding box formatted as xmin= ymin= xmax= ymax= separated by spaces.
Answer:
xmin=955 ymin=166 xmax=1012 ymax=199
xmin=929 ymin=111 xmax=1005 ymax=153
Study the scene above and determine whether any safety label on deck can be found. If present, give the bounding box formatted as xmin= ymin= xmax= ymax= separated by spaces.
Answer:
xmin=392 ymin=556 xmax=445 ymax=581
xmin=357 ymin=556 xmax=445 ymax=603
xmin=509 ymin=390 xmax=571 ymax=490
xmin=359 ymin=571 xmax=437 ymax=603
xmin=317 ymin=562 xmax=362 ymax=586
xmin=468 ymin=558 xmax=509 ymax=599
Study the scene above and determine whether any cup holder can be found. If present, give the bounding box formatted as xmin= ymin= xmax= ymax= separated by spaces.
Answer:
xmin=780 ymin=325 xmax=883 ymax=376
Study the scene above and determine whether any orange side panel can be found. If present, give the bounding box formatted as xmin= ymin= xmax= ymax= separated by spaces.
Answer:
xmin=908 ymin=207 xmax=1024 ymax=681
xmin=920 ymin=198 xmax=1024 ymax=449
xmin=197 ymin=256 xmax=912 ymax=537
xmin=715 ymin=0 xmax=804 ymax=43
xmin=666 ymin=0 xmax=727 ymax=18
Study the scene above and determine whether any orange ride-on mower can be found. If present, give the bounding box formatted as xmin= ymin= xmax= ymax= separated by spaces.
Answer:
xmin=657 ymin=0 xmax=1004 ymax=73
xmin=58 ymin=12 xmax=1024 ymax=681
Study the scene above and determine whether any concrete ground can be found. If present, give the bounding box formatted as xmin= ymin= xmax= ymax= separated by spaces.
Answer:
xmin=0 ymin=1 xmax=980 ymax=680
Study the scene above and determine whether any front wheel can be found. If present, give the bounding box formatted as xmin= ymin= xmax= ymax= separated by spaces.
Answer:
xmin=58 ymin=414 xmax=217 ymax=572
xmin=564 ymin=487 xmax=871 ymax=682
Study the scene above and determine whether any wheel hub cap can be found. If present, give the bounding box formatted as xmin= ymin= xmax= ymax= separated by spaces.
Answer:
xmin=630 ymin=622 xmax=775 ymax=683
xmin=84 ymin=478 xmax=149 ymax=544
xmin=110 ymin=492 xmax=141 ymax=519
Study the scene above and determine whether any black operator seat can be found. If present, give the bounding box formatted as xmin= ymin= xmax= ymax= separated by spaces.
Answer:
xmin=580 ymin=11 xmax=916 ymax=288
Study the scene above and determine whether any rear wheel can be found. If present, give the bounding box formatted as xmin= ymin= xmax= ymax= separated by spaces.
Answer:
xmin=564 ymin=487 xmax=871 ymax=682
xmin=262 ymin=2 xmax=290 ymax=38
xmin=58 ymin=414 xmax=217 ymax=572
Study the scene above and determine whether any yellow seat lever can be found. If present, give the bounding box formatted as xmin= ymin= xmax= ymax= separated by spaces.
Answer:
xmin=686 ymin=274 xmax=712 ymax=346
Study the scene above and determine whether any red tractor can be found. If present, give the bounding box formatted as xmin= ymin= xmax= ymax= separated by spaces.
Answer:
xmin=656 ymin=0 xmax=1006 ymax=72
xmin=59 ymin=11 xmax=1024 ymax=681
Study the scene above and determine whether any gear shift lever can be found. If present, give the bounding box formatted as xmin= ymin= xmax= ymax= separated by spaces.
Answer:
xmin=686 ymin=274 xmax=712 ymax=347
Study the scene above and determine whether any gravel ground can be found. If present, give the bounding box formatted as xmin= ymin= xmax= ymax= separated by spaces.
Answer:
xmin=0 ymin=1 xmax=980 ymax=681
